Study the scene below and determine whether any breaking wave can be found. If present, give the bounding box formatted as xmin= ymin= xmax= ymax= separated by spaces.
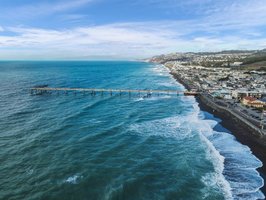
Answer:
xmin=141 ymin=64 xmax=265 ymax=199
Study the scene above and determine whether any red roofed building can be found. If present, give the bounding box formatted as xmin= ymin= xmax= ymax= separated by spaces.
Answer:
xmin=242 ymin=96 xmax=265 ymax=108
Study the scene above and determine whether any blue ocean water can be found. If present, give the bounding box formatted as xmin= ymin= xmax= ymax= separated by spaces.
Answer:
xmin=0 ymin=61 xmax=264 ymax=200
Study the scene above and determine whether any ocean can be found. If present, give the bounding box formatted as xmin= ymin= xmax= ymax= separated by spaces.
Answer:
xmin=0 ymin=61 xmax=264 ymax=200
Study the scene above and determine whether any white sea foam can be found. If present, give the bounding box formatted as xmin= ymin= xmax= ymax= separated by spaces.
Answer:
xmin=64 ymin=174 xmax=83 ymax=184
xmin=129 ymin=115 xmax=194 ymax=139
xmin=157 ymin=81 xmax=177 ymax=87
xmin=129 ymin=100 xmax=265 ymax=199
xmin=150 ymin=64 xmax=170 ymax=75
xmin=179 ymin=100 xmax=233 ymax=199
xmin=199 ymin=128 xmax=233 ymax=199
xmin=133 ymin=95 xmax=172 ymax=102
xmin=190 ymin=98 xmax=264 ymax=199
xmin=88 ymin=119 xmax=103 ymax=124
xmin=129 ymin=108 xmax=233 ymax=199
xmin=150 ymin=64 xmax=186 ymax=90
xmin=26 ymin=168 xmax=34 ymax=175
xmin=147 ymin=64 xmax=265 ymax=199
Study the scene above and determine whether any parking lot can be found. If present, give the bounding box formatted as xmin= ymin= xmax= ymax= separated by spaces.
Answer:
xmin=224 ymin=100 xmax=266 ymax=125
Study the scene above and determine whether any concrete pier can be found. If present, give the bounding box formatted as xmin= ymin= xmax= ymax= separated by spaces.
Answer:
xmin=30 ymin=87 xmax=199 ymax=96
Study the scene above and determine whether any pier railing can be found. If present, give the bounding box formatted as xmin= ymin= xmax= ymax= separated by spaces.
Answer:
xmin=30 ymin=87 xmax=199 ymax=96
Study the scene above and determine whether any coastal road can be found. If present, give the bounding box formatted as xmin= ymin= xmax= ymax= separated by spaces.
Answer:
xmin=210 ymin=97 xmax=266 ymax=131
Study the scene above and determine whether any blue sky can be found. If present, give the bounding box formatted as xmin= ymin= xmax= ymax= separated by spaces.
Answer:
xmin=0 ymin=0 xmax=266 ymax=59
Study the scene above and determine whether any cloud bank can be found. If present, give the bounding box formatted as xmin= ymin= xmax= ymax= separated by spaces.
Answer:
xmin=0 ymin=0 xmax=266 ymax=59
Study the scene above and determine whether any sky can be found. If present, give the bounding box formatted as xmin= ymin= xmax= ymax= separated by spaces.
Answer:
xmin=0 ymin=0 xmax=266 ymax=60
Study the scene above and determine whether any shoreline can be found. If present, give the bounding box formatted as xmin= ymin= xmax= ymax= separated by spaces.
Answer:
xmin=196 ymin=95 xmax=266 ymax=195
xmin=166 ymin=66 xmax=266 ymax=195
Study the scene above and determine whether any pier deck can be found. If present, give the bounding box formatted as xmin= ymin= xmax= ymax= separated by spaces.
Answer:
xmin=30 ymin=87 xmax=198 ymax=96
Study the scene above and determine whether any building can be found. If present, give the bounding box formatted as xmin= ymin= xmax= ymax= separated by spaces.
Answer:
xmin=242 ymin=96 xmax=256 ymax=105
xmin=249 ymin=101 xmax=265 ymax=108
xmin=242 ymin=96 xmax=265 ymax=108
xmin=232 ymin=90 xmax=263 ymax=99
xmin=230 ymin=62 xmax=243 ymax=67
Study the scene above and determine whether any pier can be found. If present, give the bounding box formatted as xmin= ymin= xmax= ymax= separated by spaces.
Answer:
xmin=30 ymin=87 xmax=199 ymax=96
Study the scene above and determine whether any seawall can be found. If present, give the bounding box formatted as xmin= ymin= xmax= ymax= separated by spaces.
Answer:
xmin=197 ymin=94 xmax=266 ymax=195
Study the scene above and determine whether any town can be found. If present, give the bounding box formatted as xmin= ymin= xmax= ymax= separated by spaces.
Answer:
xmin=149 ymin=50 xmax=266 ymax=134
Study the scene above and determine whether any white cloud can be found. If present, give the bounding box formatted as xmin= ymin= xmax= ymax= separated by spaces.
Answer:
xmin=0 ymin=24 xmax=181 ymax=59
xmin=51 ymin=0 xmax=93 ymax=12
xmin=1 ymin=21 xmax=266 ymax=60
xmin=1 ymin=0 xmax=94 ymax=19
xmin=1 ymin=0 xmax=266 ymax=59
xmin=0 ymin=26 xmax=4 ymax=32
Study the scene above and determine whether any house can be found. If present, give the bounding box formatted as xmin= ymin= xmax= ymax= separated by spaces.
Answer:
xmin=232 ymin=90 xmax=263 ymax=99
xmin=230 ymin=62 xmax=243 ymax=67
xmin=249 ymin=101 xmax=265 ymax=108
xmin=242 ymin=96 xmax=265 ymax=108
xmin=242 ymin=96 xmax=256 ymax=105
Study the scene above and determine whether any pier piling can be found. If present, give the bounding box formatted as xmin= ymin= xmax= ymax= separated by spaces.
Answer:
xmin=29 ymin=87 xmax=199 ymax=97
